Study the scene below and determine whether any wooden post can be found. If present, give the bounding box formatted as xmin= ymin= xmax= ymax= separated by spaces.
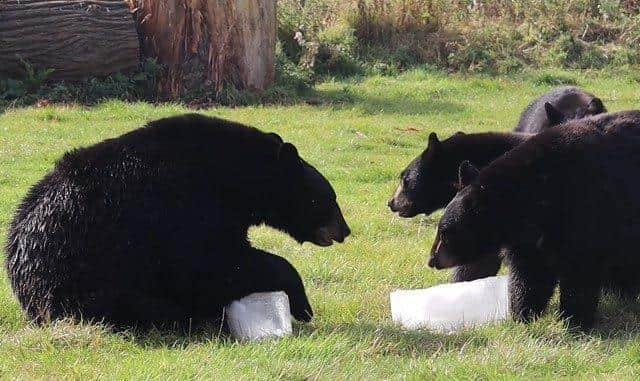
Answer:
xmin=0 ymin=0 xmax=140 ymax=81
xmin=128 ymin=0 xmax=276 ymax=99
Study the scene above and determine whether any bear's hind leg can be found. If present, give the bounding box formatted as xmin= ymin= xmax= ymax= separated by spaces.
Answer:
xmin=603 ymin=264 xmax=640 ymax=302
xmin=558 ymin=263 xmax=601 ymax=330
xmin=508 ymin=246 xmax=557 ymax=323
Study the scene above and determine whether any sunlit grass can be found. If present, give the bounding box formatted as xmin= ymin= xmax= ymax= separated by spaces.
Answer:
xmin=1 ymin=68 xmax=639 ymax=379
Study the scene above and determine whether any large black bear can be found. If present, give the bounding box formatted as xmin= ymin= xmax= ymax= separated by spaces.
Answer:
xmin=5 ymin=114 xmax=351 ymax=329
xmin=428 ymin=111 xmax=640 ymax=329
xmin=515 ymin=86 xmax=606 ymax=133
xmin=389 ymin=87 xmax=606 ymax=282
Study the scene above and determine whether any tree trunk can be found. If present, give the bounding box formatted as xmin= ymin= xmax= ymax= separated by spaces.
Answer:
xmin=128 ymin=0 xmax=276 ymax=99
xmin=0 ymin=0 xmax=139 ymax=81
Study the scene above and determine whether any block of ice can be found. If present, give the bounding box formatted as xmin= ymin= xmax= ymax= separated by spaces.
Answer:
xmin=226 ymin=291 xmax=293 ymax=341
xmin=390 ymin=275 xmax=509 ymax=333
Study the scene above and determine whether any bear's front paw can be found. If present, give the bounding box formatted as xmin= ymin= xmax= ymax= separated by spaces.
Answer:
xmin=290 ymin=300 xmax=313 ymax=323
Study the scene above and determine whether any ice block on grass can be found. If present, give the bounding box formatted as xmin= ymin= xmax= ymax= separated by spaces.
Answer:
xmin=226 ymin=291 xmax=293 ymax=341
xmin=390 ymin=275 xmax=509 ymax=332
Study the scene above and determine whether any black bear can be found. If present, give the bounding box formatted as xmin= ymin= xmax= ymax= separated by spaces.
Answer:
xmin=515 ymin=86 xmax=606 ymax=133
xmin=389 ymin=87 xmax=607 ymax=282
xmin=388 ymin=131 xmax=532 ymax=281
xmin=388 ymin=131 xmax=532 ymax=218
xmin=389 ymin=87 xmax=607 ymax=221
xmin=428 ymin=111 xmax=640 ymax=328
xmin=5 ymin=114 xmax=351 ymax=329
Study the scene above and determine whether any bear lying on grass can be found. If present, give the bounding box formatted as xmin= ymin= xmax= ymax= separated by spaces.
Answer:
xmin=428 ymin=111 xmax=640 ymax=329
xmin=389 ymin=87 xmax=606 ymax=282
xmin=5 ymin=114 xmax=350 ymax=329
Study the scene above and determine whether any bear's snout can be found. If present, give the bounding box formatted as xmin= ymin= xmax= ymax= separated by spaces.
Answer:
xmin=311 ymin=207 xmax=351 ymax=246
xmin=387 ymin=197 xmax=408 ymax=214
xmin=388 ymin=188 xmax=418 ymax=217
xmin=312 ymin=224 xmax=349 ymax=246
xmin=388 ymin=184 xmax=403 ymax=212
xmin=428 ymin=234 xmax=455 ymax=269
xmin=338 ymin=220 xmax=351 ymax=242
xmin=428 ymin=252 xmax=455 ymax=270
xmin=427 ymin=254 xmax=441 ymax=269
xmin=334 ymin=213 xmax=351 ymax=242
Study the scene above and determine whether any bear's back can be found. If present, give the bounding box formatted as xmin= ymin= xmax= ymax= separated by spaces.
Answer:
xmin=57 ymin=114 xmax=281 ymax=180
xmin=6 ymin=114 xmax=285 ymax=264
xmin=486 ymin=113 xmax=640 ymax=247
xmin=515 ymin=86 xmax=597 ymax=133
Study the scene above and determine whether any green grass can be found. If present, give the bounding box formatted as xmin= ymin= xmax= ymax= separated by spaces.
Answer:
xmin=1 ymin=69 xmax=640 ymax=379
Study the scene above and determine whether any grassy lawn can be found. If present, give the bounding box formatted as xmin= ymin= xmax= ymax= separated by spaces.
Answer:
xmin=1 ymin=69 xmax=640 ymax=379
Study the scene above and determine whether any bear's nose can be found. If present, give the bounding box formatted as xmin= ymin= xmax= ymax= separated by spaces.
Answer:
xmin=427 ymin=255 xmax=439 ymax=269
xmin=387 ymin=198 xmax=396 ymax=211
xmin=342 ymin=223 xmax=351 ymax=239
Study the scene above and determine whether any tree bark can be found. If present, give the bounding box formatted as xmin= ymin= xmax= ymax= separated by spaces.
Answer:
xmin=128 ymin=0 xmax=276 ymax=99
xmin=0 ymin=0 xmax=139 ymax=81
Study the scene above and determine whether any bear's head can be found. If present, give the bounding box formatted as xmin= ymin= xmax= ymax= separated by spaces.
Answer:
xmin=269 ymin=142 xmax=351 ymax=247
xmin=544 ymin=95 xmax=606 ymax=128
xmin=388 ymin=132 xmax=460 ymax=217
xmin=427 ymin=161 xmax=501 ymax=270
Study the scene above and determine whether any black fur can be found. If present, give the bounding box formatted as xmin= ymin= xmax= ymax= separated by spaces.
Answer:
xmin=388 ymin=131 xmax=532 ymax=281
xmin=388 ymin=131 xmax=532 ymax=218
xmin=390 ymin=87 xmax=606 ymax=282
xmin=429 ymin=111 xmax=640 ymax=329
xmin=5 ymin=114 xmax=351 ymax=329
xmin=515 ymin=86 xmax=606 ymax=133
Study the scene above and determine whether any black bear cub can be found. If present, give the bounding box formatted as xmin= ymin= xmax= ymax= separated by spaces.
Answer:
xmin=5 ymin=114 xmax=350 ymax=329
xmin=428 ymin=111 xmax=640 ymax=329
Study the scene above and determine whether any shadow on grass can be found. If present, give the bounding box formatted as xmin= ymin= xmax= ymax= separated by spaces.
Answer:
xmin=299 ymin=321 xmax=488 ymax=357
xmin=305 ymin=87 xmax=466 ymax=117
xmin=125 ymin=319 xmax=231 ymax=349
xmin=356 ymin=95 xmax=464 ymax=116
xmin=105 ymin=294 xmax=640 ymax=352
xmin=0 ymin=100 xmax=13 ymax=114
xmin=592 ymin=293 xmax=640 ymax=339
xmin=124 ymin=317 xmax=486 ymax=354
xmin=0 ymin=80 xmax=465 ymax=119
xmin=511 ymin=291 xmax=640 ymax=343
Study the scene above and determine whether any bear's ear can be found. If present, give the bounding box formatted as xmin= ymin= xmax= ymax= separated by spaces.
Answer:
xmin=278 ymin=142 xmax=301 ymax=167
xmin=458 ymin=160 xmax=479 ymax=188
xmin=588 ymin=97 xmax=605 ymax=113
xmin=267 ymin=132 xmax=284 ymax=144
xmin=544 ymin=102 xmax=564 ymax=125
xmin=427 ymin=132 xmax=441 ymax=150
